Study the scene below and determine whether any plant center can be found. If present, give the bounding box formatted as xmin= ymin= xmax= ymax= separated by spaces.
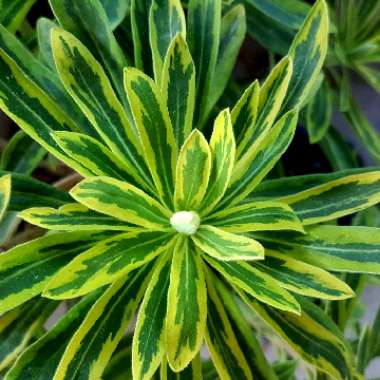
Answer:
xmin=170 ymin=211 xmax=200 ymax=235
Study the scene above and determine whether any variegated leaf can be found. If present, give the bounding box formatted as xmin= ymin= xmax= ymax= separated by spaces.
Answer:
xmin=0 ymin=0 xmax=36 ymax=32
xmin=51 ymin=28 xmax=153 ymax=190
xmin=222 ymin=109 xmax=298 ymax=208
xmin=0 ymin=231 xmax=106 ymax=315
xmin=44 ymin=231 xmax=173 ymax=299
xmin=149 ymin=0 xmax=186 ymax=84
xmin=174 ymin=130 xmax=211 ymax=211
xmin=162 ymin=34 xmax=195 ymax=150
xmin=124 ymin=67 xmax=176 ymax=208
xmin=20 ymin=203 xmax=132 ymax=231
xmin=193 ymin=226 xmax=264 ymax=261
xmin=0 ymin=175 xmax=11 ymax=221
xmin=161 ymin=355 xmax=202 ymax=379
xmin=204 ymin=271 xmax=253 ymax=380
xmin=100 ymin=0 xmax=129 ymax=29
xmin=206 ymin=200 xmax=304 ymax=233
xmin=70 ymin=176 xmax=171 ymax=229
xmin=187 ymin=0 xmax=221 ymax=127
xmin=256 ymin=225 xmax=380 ymax=274
xmin=133 ymin=253 xmax=172 ymax=380
xmin=36 ymin=18 xmax=57 ymax=69
xmin=201 ymin=109 xmax=235 ymax=216
xmin=54 ymin=266 xmax=152 ymax=380
xmin=281 ymin=0 xmax=329 ymax=112
xmin=255 ymin=250 xmax=354 ymax=300
xmin=206 ymin=258 xmax=300 ymax=314
xmin=166 ymin=237 xmax=206 ymax=371
xmin=278 ymin=171 xmax=380 ymax=225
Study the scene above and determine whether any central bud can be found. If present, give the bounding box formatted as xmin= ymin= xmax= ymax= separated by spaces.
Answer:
xmin=170 ymin=211 xmax=200 ymax=235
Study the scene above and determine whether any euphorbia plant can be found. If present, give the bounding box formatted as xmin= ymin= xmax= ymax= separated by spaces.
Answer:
xmin=1 ymin=0 xmax=380 ymax=379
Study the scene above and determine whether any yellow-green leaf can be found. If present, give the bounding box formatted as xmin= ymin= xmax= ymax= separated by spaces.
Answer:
xmin=0 ymin=175 xmax=11 ymax=221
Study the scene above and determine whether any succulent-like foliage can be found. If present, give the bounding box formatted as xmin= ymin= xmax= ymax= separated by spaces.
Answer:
xmin=0 ymin=0 xmax=380 ymax=379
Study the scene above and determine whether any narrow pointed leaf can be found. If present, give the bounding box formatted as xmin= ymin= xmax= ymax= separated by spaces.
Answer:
xmin=222 ymin=109 xmax=298 ymax=208
xmin=201 ymin=109 xmax=235 ymax=216
xmin=193 ymin=226 xmax=264 ymax=261
xmin=206 ymin=200 xmax=304 ymax=233
xmin=0 ymin=300 xmax=55 ymax=371
xmin=174 ymin=130 xmax=211 ymax=211
xmin=161 ymin=355 xmax=203 ymax=379
xmin=255 ymin=250 xmax=354 ymax=300
xmin=20 ymin=204 xmax=132 ymax=231
xmin=70 ymin=176 xmax=171 ymax=229
xmin=256 ymin=225 xmax=380 ymax=274
xmin=242 ymin=294 xmax=353 ymax=380
xmin=206 ymin=258 xmax=300 ymax=314
xmin=279 ymin=171 xmax=380 ymax=225
xmin=207 ymin=4 xmax=246 ymax=114
xmin=36 ymin=18 xmax=57 ymax=69
xmin=52 ymin=28 xmax=152 ymax=190
xmin=54 ymin=266 xmax=152 ymax=380
xmin=53 ymin=131 xmax=142 ymax=184
xmin=187 ymin=0 xmax=221 ymax=127
xmin=0 ymin=0 xmax=37 ymax=32
xmin=166 ymin=237 xmax=206 ymax=371
xmin=133 ymin=253 xmax=172 ymax=380
xmin=281 ymin=0 xmax=329 ymax=112
xmin=0 ymin=231 xmax=106 ymax=315
xmin=5 ymin=292 xmax=100 ymax=380
xmin=162 ymin=34 xmax=195 ymax=150
xmin=0 ymin=175 xmax=11 ymax=221
xmin=124 ymin=68 xmax=177 ymax=208
xmin=149 ymin=0 xmax=186 ymax=84
xmin=237 ymin=56 xmax=293 ymax=158
xmin=44 ymin=231 xmax=173 ymax=299
xmin=204 ymin=271 xmax=253 ymax=380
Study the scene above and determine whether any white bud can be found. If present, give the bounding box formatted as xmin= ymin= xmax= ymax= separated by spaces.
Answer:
xmin=170 ymin=211 xmax=200 ymax=235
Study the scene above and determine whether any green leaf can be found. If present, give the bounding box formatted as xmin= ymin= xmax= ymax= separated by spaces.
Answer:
xmin=206 ymin=200 xmax=304 ymax=233
xmin=124 ymin=67 xmax=177 ymax=208
xmin=20 ymin=203 xmax=132 ymax=231
xmin=357 ymin=64 xmax=380 ymax=94
xmin=44 ymin=231 xmax=173 ymax=300
xmin=131 ymin=0 xmax=153 ymax=73
xmin=0 ymin=175 xmax=11 ymax=221
xmin=174 ymin=130 xmax=211 ymax=211
xmin=278 ymin=171 xmax=380 ymax=225
xmin=201 ymin=109 xmax=235 ymax=216
xmin=306 ymin=78 xmax=332 ymax=143
xmin=149 ymin=0 xmax=186 ymax=84
xmin=206 ymin=258 xmax=300 ymax=314
xmin=0 ymin=23 xmax=95 ymax=137
xmin=187 ymin=0 xmax=221 ymax=127
xmin=244 ymin=0 xmax=310 ymax=29
xmin=215 ymin=279 xmax=278 ymax=380
xmin=133 ymin=253 xmax=171 ymax=380
xmin=204 ymin=271 xmax=253 ymax=380
xmin=281 ymin=0 xmax=329 ymax=112
xmin=193 ymin=226 xmax=264 ymax=261
xmin=345 ymin=98 xmax=380 ymax=164
xmin=242 ymin=295 xmax=353 ymax=380
xmin=0 ymin=231 xmax=107 ymax=315
xmin=0 ymin=299 xmax=55 ymax=371
xmin=49 ymin=0 xmax=130 ymax=104
xmin=54 ymin=265 xmax=152 ymax=380
xmin=255 ymin=250 xmax=354 ymax=300
xmin=5 ymin=292 xmax=100 ymax=380
xmin=99 ymin=0 xmax=130 ymax=29
xmin=207 ymin=4 xmax=246 ymax=115
xmin=166 ymin=237 xmax=206 ymax=371
xmin=36 ymin=18 xmax=57 ymax=69
xmin=161 ymin=34 xmax=195 ymax=150
xmin=71 ymin=176 xmax=171 ymax=229
xmin=256 ymin=225 xmax=380 ymax=274
xmin=161 ymin=355 xmax=203 ymax=379
xmin=0 ymin=170 xmax=72 ymax=211
xmin=1 ymin=131 xmax=45 ymax=174
xmin=51 ymin=28 xmax=153 ymax=190
xmin=103 ymin=336 xmax=133 ymax=380
xmin=0 ymin=0 xmax=37 ymax=33
xmin=237 ymin=56 xmax=293 ymax=158
xmin=52 ymin=131 xmax=143 ymax=185
xmin=222 ymin=109 xmax=298 ymax=209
